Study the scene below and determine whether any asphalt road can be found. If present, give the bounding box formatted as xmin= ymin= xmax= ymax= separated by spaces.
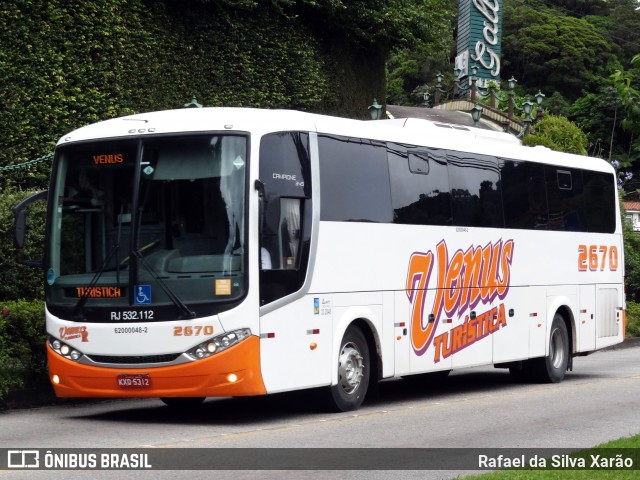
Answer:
xmin=2 ymin=342 xmax=639 ymax=479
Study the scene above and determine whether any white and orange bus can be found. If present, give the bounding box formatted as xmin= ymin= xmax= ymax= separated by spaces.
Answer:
xmin=14 ymin=107 xmax=625 ymax=411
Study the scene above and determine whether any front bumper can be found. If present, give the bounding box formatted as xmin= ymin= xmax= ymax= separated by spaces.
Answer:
xmin=47 ymin=335 xmax=266 ymax=398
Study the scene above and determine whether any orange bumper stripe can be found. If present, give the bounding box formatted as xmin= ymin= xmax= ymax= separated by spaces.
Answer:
xmin=48 ymin=335 xmax=266 ymax=398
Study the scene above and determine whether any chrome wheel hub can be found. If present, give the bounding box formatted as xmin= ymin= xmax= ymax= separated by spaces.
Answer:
xmin=337 ymin=342 xmax=364 ymax=395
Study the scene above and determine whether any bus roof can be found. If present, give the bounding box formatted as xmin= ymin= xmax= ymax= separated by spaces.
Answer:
xmin=57 ymin=107 xmax=614 ymax=174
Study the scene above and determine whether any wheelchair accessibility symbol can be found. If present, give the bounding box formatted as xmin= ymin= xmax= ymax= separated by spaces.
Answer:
xmin=134 ymin=285 xmax=152 ymax=305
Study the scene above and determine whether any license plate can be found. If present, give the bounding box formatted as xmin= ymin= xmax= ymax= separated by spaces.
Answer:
xmin=117 ymin=373 xmax=151 ymax=388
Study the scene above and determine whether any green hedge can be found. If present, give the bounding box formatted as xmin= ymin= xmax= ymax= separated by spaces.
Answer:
xmin=0 ymin=300 xmax=47 ymax=398
xmin=0 ymin=0 xmax=390 ymax=192
xmin=0 ymin=189 xmax=46 ymax=301
xmin=625 ymin=301 xmax=640 ymax=338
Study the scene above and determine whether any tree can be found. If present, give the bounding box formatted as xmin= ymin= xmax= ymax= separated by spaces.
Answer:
xmin=539 ymin=0 xmax=609 ymax=17
xmin=502 ymin=0 xmax=613 ymax=101
xmin=606 ymin=2 xmax=640 ymax=65
xmin=522 ymin=115 xmax=589 ymax=154
xmin=611 ymin=54 xmax=640 ymax=164
xmin=569 ymin=86 xmax=629 ymax=160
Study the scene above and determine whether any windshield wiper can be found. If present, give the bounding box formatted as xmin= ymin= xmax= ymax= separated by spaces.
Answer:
xmin=132 ymin=249 xmax=196 ymax=319
xmin=73 ymin=242 xmax=122 ymax=320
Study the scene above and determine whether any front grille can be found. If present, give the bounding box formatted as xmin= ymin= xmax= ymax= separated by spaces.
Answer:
xmin=86 ymin=353 xmax=182 ymax=364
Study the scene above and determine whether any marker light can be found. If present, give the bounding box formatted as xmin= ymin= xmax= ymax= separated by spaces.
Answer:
xmin=52 ymin=375 xmax=60 ymax=384
xmin=227 ymin=373 xmax=238 ymax=383
xmin=187 ymin=328 xmax=251 ymax=361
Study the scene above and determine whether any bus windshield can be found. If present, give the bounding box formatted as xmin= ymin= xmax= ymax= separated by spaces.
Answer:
xmin=46 ymin=134 xmax=248 ymax=317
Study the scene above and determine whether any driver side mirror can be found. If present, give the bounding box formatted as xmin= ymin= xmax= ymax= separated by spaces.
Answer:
xmin=13 ymin=190 xmax=48 ymax=268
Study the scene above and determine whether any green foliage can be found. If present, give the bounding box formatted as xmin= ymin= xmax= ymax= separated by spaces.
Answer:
xmin=213 ymin=0 xmax=457 ymax=50
xmin=611 ymin=55 xmax=640 ymax=133
xmin=0 ymin=189 xmax=46 ymax=302
xmin=0 ymin=0 xmax=397 ymax=191
xmin=606 ymin=3 xmax=640 ymax=65
xmin=0 ymin=300 xmax=47 ymax=399
xmin=541 ymin=0 xmax=609 ymax=17
xmin=522 ymin=115 xmax=589 ymax=154
xmin=502 ymin=0 xmax=613 ymax=102
xmin=569 ymin=86 xmax=630 ymax=159
xmin=543 ymin=91 xmax=571 ymax=117
xmin=623 ymin=217 xmax=640 ymax=302
xmin=624 ymin=301 xmax=640 ymax=338
xmin=384 ymin=0 xmax=456 ymax=105
xmin=611 ymin=55 xmax=640 ymax=165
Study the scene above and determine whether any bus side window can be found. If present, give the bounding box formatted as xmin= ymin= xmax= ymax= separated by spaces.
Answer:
xmin=388 ymin=148 xmax=452 ymax=226
xmin=261 ymin=197 xmax=301 ymax=271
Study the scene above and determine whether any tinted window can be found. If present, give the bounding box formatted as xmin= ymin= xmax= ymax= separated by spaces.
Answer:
xmin=259 ymin=132 xmax=311 ymax=198
xmin=389 ymin=148 xmax=452 ymax=225
xmin=447 ymin=152 xmax=503 ymax=227
xmin=583 ymin=170 xmax=616 ymax=233
xmin=318 ymin=135 xmax=393 ymax=222
xmin=259 ymin=132 xmax=313 ymax=305
xmin=501 ymin=160 xmax=549 ymax=229
xmin=546 ymin=167 xmax=585 ymax=231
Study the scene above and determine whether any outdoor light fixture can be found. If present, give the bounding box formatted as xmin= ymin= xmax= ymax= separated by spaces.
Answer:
xmin=508 ymin=76 xmax=517 ymax=91
xmin=183 ymin=97 xmax=203 ymax=108
xmin=368 ymin=98 xmax=383 ymax=120
xmin=523 ymin=99 xmax=534 ymax=118
xmin=423 ymin=91 xmax=431 ymax=106
xmin=471 ymin=103 xmax=483 ymax=126
xmin=535 ymin=90 xmax=545 ymax=105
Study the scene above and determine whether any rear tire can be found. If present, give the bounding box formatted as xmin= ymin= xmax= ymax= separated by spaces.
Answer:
xmin=327 ymin=326 xmax=370 ymax=412
xmin=531 ymin=313 xmax=569 ymax=383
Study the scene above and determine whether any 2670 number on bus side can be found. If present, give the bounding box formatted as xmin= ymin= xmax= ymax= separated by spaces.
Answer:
xmin=578 ymin=244 xmax=619 ymax=271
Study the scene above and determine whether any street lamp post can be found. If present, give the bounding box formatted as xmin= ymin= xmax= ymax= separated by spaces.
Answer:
xmin=522 ymin=99 xmax=535 ymax=134
xmin=434 ymin=72 xmax=444 ymax=105
xmin=423 ymin=91 xmax=431 ymax=107
xmin=368 ymin=98 xmax=383 ymax=120
xmin=184 ymin=97 xmax=203 ymax=108
xmin=507 ymin=77 xmax=517 ymax=119
xmin=471 ymin=103 xmax=483 ymax=127
xmin=470 ymin=65 xmax=479 ymax=102
xmin=535 ymin=90 xmax=546 ymax=120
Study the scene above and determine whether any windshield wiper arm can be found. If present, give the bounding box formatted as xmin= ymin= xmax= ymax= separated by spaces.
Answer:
xmin=73 ymin=242 xmax=122 ymax=320
xmin=132 ymin=249 xmax=196 ymax=319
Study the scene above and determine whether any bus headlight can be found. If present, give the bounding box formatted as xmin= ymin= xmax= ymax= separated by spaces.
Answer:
xmin=48 ymin=337 xmax=83 ymax=362
xmin=187 ymin=328 xmax=251 ymax=360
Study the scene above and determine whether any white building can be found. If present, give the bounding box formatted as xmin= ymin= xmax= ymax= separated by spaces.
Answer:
xmin=624 ymin=201 xmax=640 ymax=232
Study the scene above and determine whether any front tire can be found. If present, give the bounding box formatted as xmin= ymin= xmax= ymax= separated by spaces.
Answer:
xmin=532 ymin=313 xmax=569 ymax=383
xmin=327 ymin=327 xmax=370 ymax=412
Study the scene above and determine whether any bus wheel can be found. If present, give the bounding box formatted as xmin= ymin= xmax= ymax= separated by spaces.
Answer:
xmin=160 ymin=397 xmax=205 ymax=407
xmin=533 ymin=313 xmax=569 ymax=383
xmin=328 ymin=327 xmax=370 ymax=412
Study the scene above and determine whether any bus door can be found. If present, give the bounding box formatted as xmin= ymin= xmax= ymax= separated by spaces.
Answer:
xmin=256 ymin=132 xmax=330 ymax=392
